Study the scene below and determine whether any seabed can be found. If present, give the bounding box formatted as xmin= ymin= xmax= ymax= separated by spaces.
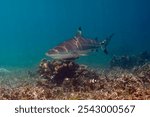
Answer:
xmin=0 ymin=52 xmax=150 ymax=100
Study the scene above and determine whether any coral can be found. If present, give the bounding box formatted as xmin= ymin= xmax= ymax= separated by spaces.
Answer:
xmin=133 ymin=63 xmax=150 ymax=87
xmin=0 ymin=60 xmax=150 ymax=100
xmin=1 ymin=70 xmax=150 ymax=100
xmin=110 ymin=51 xmax=150 ymax=69
xmin=38 ymin=59 xmax=98 ymax=85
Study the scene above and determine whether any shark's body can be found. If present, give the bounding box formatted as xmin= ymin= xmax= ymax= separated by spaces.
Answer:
xmin=46 ymin=27 xmax=113 ymax=60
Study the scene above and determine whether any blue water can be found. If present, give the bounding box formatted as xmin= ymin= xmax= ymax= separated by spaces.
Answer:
xmin=0 ymin=0 xmax=150 ymax=68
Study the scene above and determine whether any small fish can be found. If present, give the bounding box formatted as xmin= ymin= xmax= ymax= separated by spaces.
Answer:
xmin=46 ymin=27 xmax=114 ymax=60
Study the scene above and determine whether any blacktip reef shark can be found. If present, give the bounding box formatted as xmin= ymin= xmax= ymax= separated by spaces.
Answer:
xmin=46 ymin=27 xmax=114 ymax=60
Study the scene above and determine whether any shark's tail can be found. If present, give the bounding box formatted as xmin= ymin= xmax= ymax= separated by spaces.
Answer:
xmin=100 ymin=33 xmax=114 ymax=54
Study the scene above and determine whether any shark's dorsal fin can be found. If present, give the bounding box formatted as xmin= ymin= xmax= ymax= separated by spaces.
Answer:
xmin=75 ymin=26 xmax=82 ymax=38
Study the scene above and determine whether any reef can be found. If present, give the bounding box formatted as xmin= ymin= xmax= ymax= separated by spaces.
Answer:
xmin=110 ymin=51 xmax=150 ymax=69
xmin=0 ymin=59 xmax=150 ymax=100
xmin=133 ymin=63 xmax=150 ymax=87
xmin=38 ymin=59 xmax=98 ymax=85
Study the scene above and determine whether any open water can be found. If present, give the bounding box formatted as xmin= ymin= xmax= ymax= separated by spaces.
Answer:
xmin=0 ymin=0 xmax=150 ymax=68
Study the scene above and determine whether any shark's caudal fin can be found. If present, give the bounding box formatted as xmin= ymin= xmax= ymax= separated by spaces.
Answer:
xmin=100 ymin=33 xmax=114 ymax=54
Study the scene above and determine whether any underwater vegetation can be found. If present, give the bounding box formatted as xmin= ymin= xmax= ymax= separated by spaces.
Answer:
xmin=0 ymin=56 xmax=150 ymax=100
